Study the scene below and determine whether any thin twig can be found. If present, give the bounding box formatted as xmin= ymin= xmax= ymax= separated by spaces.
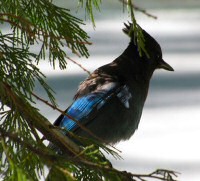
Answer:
xmin=31 ymin=93 xmax=98 ymax=140
xmin=66 ymin=56 xmax=91 ymax=76
xmin=119 ymin=0 xmax=157 ymax=19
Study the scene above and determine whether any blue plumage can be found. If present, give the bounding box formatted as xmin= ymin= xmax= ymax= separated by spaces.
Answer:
xmin=59 ymin=84 xmax=132 ymax=134
xmin=60 ymin=93 xmax=108 ymax=132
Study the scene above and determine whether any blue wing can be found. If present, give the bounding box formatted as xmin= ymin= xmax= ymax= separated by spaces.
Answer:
xmin=59 ymin=92 xmax=108 ymax=132
xmin=55 ymin=83 xmax=132 ymax=133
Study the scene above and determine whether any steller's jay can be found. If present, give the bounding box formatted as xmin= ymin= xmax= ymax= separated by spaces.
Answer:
xmin=53 ymin=23 xmax=174 ymax=145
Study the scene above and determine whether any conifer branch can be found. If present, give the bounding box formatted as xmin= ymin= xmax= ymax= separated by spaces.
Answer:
xmin=0 ymin=82 xmax=81 ymax=156
xmin=1 ymin=126 xmax=178 ymax=181
xmin=119 ymin=0 xmax=157 ymax=19
xmin=0 ymin=127 xmax=49 ymax=161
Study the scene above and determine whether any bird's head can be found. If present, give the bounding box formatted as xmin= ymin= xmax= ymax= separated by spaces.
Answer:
xmin=122 ymin=22 xmax=174 ymax=75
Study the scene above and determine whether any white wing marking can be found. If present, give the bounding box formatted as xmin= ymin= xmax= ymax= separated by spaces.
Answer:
xmin=117 ymin=85 xmax=132 ymax=108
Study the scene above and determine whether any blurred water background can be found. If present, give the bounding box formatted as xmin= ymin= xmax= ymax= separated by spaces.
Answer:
xmin=34 ymin=1 xmax=200 ymax=180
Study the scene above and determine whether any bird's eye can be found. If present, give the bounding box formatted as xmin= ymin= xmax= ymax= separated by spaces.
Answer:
xmin=157 ymin=54 xmax=161 ymax=60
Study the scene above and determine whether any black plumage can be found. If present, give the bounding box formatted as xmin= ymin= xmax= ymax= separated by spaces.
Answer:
xmin=53 ymin=23 xmax=174 ymax=144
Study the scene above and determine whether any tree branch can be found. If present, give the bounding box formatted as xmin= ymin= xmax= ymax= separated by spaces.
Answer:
xmin=0 ymin=126 xmax=178 ymax=181
xmin=0 ymin=82 xmax=81 ymax=156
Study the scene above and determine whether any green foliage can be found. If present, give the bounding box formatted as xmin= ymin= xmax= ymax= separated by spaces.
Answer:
xmin=78 ymin=0 xmax=102 ymax=26
xmin=0 ymin=0 xmax=178 ymax=181
xmin=0 ymin=33 xmax=55 ymax=105
xmin=0 ymin=0 xmax=90 ymax=67
xmin=127 ymin=0 xmax=150 ymax=57
xmin=0 ymin=110 xmax=44 ymax=181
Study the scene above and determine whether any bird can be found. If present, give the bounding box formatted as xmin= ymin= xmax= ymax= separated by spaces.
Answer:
xmin=53 ymin=22 xmax=174 ymax=145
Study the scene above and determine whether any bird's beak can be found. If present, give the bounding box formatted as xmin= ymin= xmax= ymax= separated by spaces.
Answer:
xmin=158 ymin=59 xmax=174 ymax=71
